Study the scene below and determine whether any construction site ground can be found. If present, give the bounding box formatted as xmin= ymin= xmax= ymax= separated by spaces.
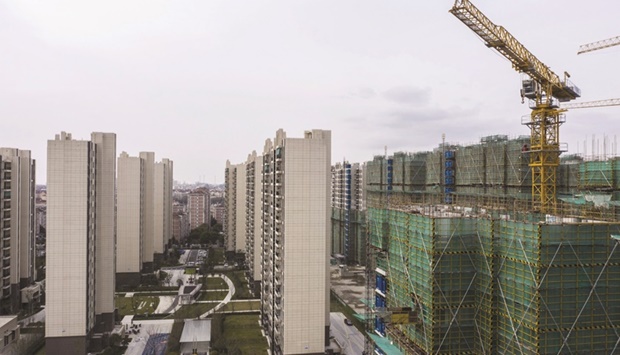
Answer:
xmin=330 ymin=264 xmax=367 ymax=314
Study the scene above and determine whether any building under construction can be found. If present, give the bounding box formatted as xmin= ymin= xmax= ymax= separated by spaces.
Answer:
xmin=365 ymin=135 xmax=620 ymax=354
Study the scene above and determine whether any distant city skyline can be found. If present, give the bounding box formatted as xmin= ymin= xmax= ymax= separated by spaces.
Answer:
xmin=2 ymin=1 xmax=619 ymax=183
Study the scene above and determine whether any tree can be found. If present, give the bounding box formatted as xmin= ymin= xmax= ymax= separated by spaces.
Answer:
xmin=159 ymin=271 xmax=168 ymax=286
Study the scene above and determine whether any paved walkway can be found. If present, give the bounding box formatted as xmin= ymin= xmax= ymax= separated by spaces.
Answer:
xmin=199 ymin=273 xmax=235 ymax=318
xmin=154 ymin=296 xmax=175 ymax=314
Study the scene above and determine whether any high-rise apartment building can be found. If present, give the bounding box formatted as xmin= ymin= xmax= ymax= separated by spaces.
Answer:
xmin=260 ymin=129 xmax=331 ymax=354
xmin=154 ymin=158 xmax=173 ymax=259
xmin=46 ymin=132 xmax=116 ymax=354
xmin=91 ymin=132 xmax=116 ymax=331
xmin=224 ymin=161 xmax=245 ymax=252
xmin=188 ymin=188 xmax=210 ymax=231
xmin=244 ymin=151 xmax=262 ymax=293
xmin=116 ymin=152 xmax=144 ymax=287
xmin=140 ymin=152 xmax=155 ymax=272
xmin=172 ymin=210 xmax=190 ymax=241
xmin=0 ymin=148 xmax=36 ymax=314
xmin=211 ymin=205 xmax=225 ymax=224
xmin=330 ymin=161 xmax=366 ymax=264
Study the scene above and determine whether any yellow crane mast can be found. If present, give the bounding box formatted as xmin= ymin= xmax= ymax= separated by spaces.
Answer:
xmin=578 ymin=35 xmax=620 ymax=54
xmin=450 ymin=0 xmax=581 ymax=213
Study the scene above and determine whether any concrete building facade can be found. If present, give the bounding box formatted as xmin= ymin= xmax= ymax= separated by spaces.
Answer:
xmin=330 ymin=161 xmax=366 ymax=265
xmin=154 ymin=158 xmax=173 ymax=260
xmin=91 ymin=132 xmax=116 ymax=331
xmin=0 ymin=148 xmax=36 ymax=315
xmin=224 ymin=161 xmax=242 ymax=252
xmin=116 ymin=152 xmax=144 ymax=287
xmin=211 ymin=204 xmax=225 ymax=225
xmin=139 ymin=152 xmax=155 ymax=272
xmin=260 ymin=129 xmax=331 ymax=354
xmin=188 ymin=188 xmax=210 ymax=231
xmin=234 ymin=165 xmax=247 ymax=253
xmin=244 ymin=151 xmax=262 ymax=293
xmin=172 ymin=211 xmax=189 ymax=241
xmin=45 ymin=132 xmax=116 ymax=354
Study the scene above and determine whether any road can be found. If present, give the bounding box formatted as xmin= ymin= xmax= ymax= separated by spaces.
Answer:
xmin=330 ymin=312 xmax=365 ymax=355
xmin=185 ymin=249 xmax=198 ymax=265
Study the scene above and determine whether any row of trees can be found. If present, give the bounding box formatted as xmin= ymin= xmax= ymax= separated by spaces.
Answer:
xmin=187 ymin=218 xmax=223 ymax=246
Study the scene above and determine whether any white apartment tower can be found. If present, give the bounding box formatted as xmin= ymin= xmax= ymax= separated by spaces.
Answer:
xmin=46 ymin=132 xmax=116 ymax=354
xmin=154 ymin=158 xmax=173 ymax=259
xmin=245 ymin=151 xmax=262 ymax=293
xmin=116 ymin=152 xmax=144 ymax=287
xmin=188 ymin=188 xmax=210 ymax=231
xmin=260 ymin=129 xmax=331 ymax=355
xmin=140 ymin=152 xmax=155 ymax=272
xmin=0 ymin=148 xmax=36 ymax=315
xmin=224 ymin=161 xmax=246 ymax=252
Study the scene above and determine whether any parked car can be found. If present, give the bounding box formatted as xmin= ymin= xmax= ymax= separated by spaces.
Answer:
xmin=344 ymin=318 xmax=353 ymax=326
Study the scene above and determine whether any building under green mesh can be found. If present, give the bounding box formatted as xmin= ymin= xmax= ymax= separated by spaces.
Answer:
xmin=368 ymin=207 xmax=620 ymax=354
xmin=365 ymin=136 xmax=620 ymax=355
xmin=331 ymin=207 xmax=366 ymax=264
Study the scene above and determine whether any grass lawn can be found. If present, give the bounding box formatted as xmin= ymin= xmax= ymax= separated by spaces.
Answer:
xmin=116 ymin=295 xmax=160 ymax=316
xmin=204 ymin=277 xmax=227 ymax=290
xmin=221 ymin=314 xmax=268 ymax=353
xmin=198 ymin=290 xmax=229 ymax=301
xmin=169 ymin=303 xmax=216 ymax=319
xmin=219 ymin=300 xmax=260 ymax=312
xmin=134 ymin=291 xmax=178 ymax=296
xmin=184 ymin=268 xmax=197 ymax=275
xmin=222 ymin=270 xmax=252 ymax=299
xmin=211 ymin=247 xmax=225 ymax=264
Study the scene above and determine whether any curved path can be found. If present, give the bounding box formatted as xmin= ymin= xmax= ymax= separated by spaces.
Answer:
xmin=199 ymin=273 xmax=236 ymax=318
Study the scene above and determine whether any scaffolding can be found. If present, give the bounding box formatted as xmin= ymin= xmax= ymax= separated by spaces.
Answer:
xmin=367 ymin=204 xmax=620 ymax=354
xmin=364 ymin=136 xmax=620 ymax=354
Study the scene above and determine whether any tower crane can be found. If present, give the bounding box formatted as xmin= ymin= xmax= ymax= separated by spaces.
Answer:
xmin=562 ymin=98 xmax=620 ymax=110
xmin=450 ymin=0 xmax=581 ymax=213
xmin=578 ymin=36 xmax=620 ymax=55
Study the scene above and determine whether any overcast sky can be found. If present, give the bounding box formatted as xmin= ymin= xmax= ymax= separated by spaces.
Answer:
xmin=2 ymin=1 xmax=619 ymax=184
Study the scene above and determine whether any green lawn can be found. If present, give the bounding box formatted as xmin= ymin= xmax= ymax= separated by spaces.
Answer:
xmin=133 ymin=291 xmax=178 ymax=296
xmin=184 ymin=268 xmax=197 ymax=275
xmin=198 ymin=290 xmax=229 ymax=301
xmin=169 ymin=303 xmax=216 ymax=319
xmin=219 ymin=300 xmax=260 ymax=312
xmin=211 ymin=248 xmax=225 ymax=265
xmin=116 ymin=295 xmax=160 ymax=316
xmin=221 ymin=270 xmax=252 ymax=299
xmin=221 ymin=314 xmax=267 ymax=354
xmin=204 ymin=277 xmax=228 ymax=290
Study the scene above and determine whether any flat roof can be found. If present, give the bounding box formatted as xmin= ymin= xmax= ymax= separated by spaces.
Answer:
xmin=0 ymin=315 xmax=17 ymax=329
xmin=180 ymin=319 xmax=211 ymax=343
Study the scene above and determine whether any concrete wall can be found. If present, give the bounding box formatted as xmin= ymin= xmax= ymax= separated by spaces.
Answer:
xmin=117 ymin=152 xmax=143 ymax=274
